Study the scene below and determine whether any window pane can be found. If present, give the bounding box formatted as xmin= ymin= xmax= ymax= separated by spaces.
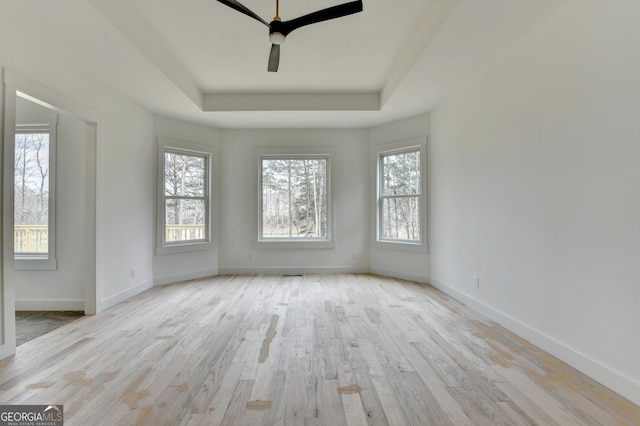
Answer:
xmin=15 ymin=132 xmax=49 ymax=254
xmin=165 ymin=199 xmax=206 ymax=242
xmin=381 ymin=150 xmax=421 ymax=196
xmin=159 ymin=143 xmax=212 ymax=251
xmin=261 ymin=158 xmax=328 ymax=239
xmin=164 ymin=152 xmax=205 ymax=197
xmin=381 ymin=196 xmax=420 ymax=241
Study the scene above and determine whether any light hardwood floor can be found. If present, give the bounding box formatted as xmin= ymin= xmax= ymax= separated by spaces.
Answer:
xmin=0 ymin=274 xmax=638 ymax=425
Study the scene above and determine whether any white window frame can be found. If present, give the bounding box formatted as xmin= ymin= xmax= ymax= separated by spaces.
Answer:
xmin=256 ymin=148 xmax=334 ymax=249
xmin=14 ymin=116 xmax=58 ymax=271
xmin=156 ymin=137 xmax=217 ymax=255
xmin=373 ymin=136 xmax=427 ymax=251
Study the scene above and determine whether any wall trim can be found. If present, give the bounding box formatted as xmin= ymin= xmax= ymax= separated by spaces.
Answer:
xmin=154 ymin=268 xmax=219 ymax=286
xmin=370 ymin=266 xmax=430 ymax=285
xmin=15 ymin=299 xmax=84 ymax=311
xmin=218 ymin=266 xmax=369 ymax=276
xmin=430 ymin=277 xmax=640 ymax=407
xmin=101 ymin=280 xmax=153 ymax=311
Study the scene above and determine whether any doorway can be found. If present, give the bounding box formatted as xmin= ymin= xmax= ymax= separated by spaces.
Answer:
xmin=13 ymin=95 xmax=95 ymax=344
xmin=1 ymin=69 xmax=98 ymax=357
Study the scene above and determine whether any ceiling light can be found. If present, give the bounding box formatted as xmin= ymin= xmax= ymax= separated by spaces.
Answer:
xmin=269 ymin=32 xmax=285 ymax=45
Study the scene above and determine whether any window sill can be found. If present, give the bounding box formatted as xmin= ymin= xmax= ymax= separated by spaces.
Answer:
xmin=14 ymin=256 xmax=58 ymax=271
xmin=373 ymin=239 xmax=428 ymax=253
xmin=255 ymin=239 xmax=335 ymax=249
xmin=156 ymin=241 xmax=216 ymax=256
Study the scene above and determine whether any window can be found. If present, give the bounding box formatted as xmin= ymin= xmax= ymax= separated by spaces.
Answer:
xmin=14 ymin=120 xmax=57 ymax=270
xmin=259 ymin=155 xmax=331 ymax=243
xmin=157 ymin=138 xmax=216 ymax=255
xmin=377 ymin=142 xmax=425 ymax=245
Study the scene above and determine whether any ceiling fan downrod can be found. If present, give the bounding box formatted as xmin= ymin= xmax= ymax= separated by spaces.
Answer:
xmin=269 ymin=0 xmax=285 ymax=47
xmin=216 ymin=0 xmax=364 ymax=72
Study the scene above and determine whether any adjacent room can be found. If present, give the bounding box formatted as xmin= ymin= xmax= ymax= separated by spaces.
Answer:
xmin=1 ymin=0 xmax=639 ymax=424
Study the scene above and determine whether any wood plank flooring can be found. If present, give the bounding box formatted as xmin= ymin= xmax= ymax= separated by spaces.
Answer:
xmin=0 ymin=274 xmax=638 ymax=425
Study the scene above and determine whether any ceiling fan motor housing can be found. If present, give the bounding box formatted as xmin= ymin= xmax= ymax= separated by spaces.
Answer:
xmin=216 ymin=0 xmax=363 ymax=71
xmin=269 ymin=19 xmax=285 ymax=41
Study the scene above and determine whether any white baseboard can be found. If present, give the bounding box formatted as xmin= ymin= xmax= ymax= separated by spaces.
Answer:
xmin=16 ymin=299 xmax=85 ymax=311
xmin=430 ymin=277 xmax=640 ymax=407
xmin=0 ymin=343 xmax=15 ymax=359
xmin=101 ymin=280 xmax=153 ymax=311
xmin=370 ymin=266 xmax=430 ymax=284
xmin=154 ymin=268 xmax=218 ymax=286
xmin=218 ymin=266 xmax=369 ymax=276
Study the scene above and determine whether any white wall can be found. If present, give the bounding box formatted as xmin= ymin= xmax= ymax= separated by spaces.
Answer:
xmin=369 ymin=113 xmax=430 ymax=283
xmin=14 ymin=98 xmax=95 ymax=311
xmin=430 ymin=0 xmax=640 ymax=405
xmin=1 ymin=30 xmax=155 ymax=314
xmin=0 ymin=69 xmax=5 ymax=352
xmin=97 ymin=97 xmax=154 ymax=309
xmin=5 ymin=1 xmax=637 ymax=410
xmin=219 ymin=128 xmax=369 ymax=274
xmin=153 ymin=116 xmax=220 ymax=285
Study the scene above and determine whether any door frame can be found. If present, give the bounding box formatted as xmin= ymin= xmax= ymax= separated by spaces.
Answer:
xmin=1 ymin=68 xmax=101 ymax=358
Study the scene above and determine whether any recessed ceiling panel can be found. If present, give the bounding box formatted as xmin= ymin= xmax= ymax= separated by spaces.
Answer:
xmin=5 ymin=0 xmax=568 ymax=128
xmin=133 ymin=0 xmax=430 ymax=92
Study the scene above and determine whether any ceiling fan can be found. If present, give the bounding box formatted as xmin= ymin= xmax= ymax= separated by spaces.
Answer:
xmin=216 ymin=0 xmax=364 ymax=72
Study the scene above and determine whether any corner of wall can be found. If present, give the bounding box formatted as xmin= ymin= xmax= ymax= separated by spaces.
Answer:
xmin=101 ymin=279 xmax=154 ymax=311
xmin=430 ymin=277 xmax=640 ymax=407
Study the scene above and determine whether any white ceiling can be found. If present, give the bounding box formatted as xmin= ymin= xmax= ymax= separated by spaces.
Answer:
xmin=2 ymin=0 xmax=566 ymax=129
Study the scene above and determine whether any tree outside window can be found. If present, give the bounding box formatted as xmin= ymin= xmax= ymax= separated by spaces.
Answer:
xmin=163 ymin=149 xmax=208 ymax=244
xmin=379 ymin=148 xmax=421 ymax=242
xmin=260 ymin=157 xmax=329 ymax=240
xmin=14 ymin=128 xmax=50 ymax=255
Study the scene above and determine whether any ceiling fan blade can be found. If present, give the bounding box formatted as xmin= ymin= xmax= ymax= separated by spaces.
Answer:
xmin=217 ymin=0 xmax=269 ymax=27
xmin=279 ymin=0 xmax=363 ymax=36
xmin=268 ymin=44 xmax=280 ymax=72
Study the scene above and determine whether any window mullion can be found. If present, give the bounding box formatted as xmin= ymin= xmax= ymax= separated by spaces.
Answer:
xmin=165 ymin=196 xmax=207 ymax=201
xmin=380 ymin=194 xmax=421 ymax=200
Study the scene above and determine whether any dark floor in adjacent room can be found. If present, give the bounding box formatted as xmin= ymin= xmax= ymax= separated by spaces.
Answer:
xmin=15 ymin=311 xmax=84 ymax=346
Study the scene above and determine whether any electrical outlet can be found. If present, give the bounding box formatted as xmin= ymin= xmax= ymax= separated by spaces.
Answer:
xmin=474 ymin=275 xmax=480 ymax=289
xmin=131 ymin=268 xmax=136 ymax=278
